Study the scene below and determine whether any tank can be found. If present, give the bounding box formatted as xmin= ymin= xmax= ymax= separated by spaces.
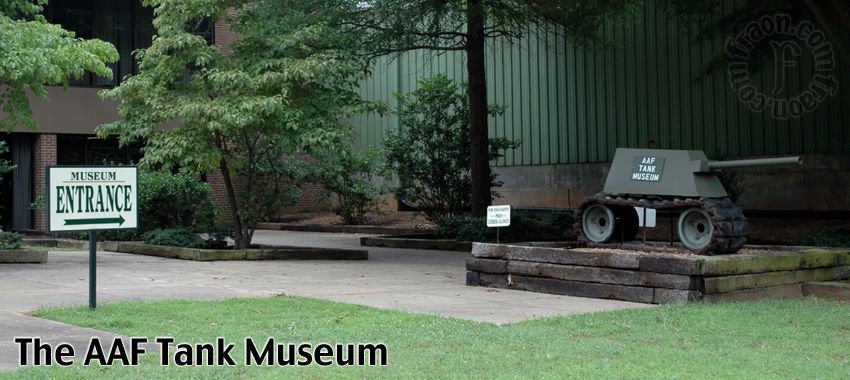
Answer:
xmin=574 ymin=148 xmax=801 ymax=254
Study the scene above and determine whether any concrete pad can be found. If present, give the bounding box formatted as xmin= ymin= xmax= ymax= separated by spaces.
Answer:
xmin=0 ymin=230 xmax=651 ymax=371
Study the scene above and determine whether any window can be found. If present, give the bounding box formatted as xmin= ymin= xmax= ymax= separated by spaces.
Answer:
xmin=191 ymin=17 xmax=215 ymax=45
xmin=57 ymin=135 xmax=143 ymax=165
xmin=45 ymin=0 xmax=156 ymax=87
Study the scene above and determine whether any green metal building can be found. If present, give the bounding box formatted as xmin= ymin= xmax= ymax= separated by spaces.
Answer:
xmin=350 ymin=2 xmax=850 ymax=211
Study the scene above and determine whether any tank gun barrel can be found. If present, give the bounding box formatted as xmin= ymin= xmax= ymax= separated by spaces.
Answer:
xmin=706 ymin=156 xmax=801 ymax=170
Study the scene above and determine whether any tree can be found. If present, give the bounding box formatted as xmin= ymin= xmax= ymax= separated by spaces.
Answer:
xmin=313 ymin=0 xmax=641 ymax=216
xmin=0 ymin=0 xmax=118 ymax=131
xmin=382 ymin=74 xmax=517 ymax=222
xmin=99 ymin=0 xmax=375 ymax=248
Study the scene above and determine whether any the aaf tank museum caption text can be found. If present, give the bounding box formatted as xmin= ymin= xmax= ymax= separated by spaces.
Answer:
xmin=14 ymin=337 xmax=387 ymax=367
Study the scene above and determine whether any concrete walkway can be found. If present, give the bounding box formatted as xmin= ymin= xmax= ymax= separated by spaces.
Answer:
xmin=0 ymin=230 xmax=651 ymax=370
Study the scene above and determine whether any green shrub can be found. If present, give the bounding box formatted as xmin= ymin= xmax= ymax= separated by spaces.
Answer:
xmin=508 ymin=210 xmax=575 ymax=241
xmin=797 ymin=226 xmax=850 ymax=248
xmin=435 ymin=210 xmax=574 ymax=242
xmin=0 ymin=231 xmax=23 ymax=250
xmin=137 ymin=171 xmax=217 ymax=232
xmin=141 ymin=228 xmax=207 ymax=249
xmin=382 ymin=74 xmax=518 ymax=222
xmin=435 ymin=216 xmax=492 ymax=242
xmin=314 ymin=149 xmax=386 ymax=225
xmin=97 ymin=229 xmax=139 ymax=242
xmin=96 ymin=170 xmax=218 ymax=241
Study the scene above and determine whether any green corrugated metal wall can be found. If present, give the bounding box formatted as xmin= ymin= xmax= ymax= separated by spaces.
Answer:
xmin=351 ymin=1 xmax=850 ymax=165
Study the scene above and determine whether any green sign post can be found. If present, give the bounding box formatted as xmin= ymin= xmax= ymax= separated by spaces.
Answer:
xmin=46 ymin=166 xmax=138 ymax=309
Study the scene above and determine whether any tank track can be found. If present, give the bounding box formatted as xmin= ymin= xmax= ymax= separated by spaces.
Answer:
xmin=574 ymin=194 xmax=748 ymax=255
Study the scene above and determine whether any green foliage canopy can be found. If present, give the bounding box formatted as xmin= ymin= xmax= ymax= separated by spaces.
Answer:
xmin=99 ymin=0 xmax=377 ymax=248
xmin=332 ymin=0 xmax=643 ymax=55
xmin=0 ymin=0 xmax=118 ymax=131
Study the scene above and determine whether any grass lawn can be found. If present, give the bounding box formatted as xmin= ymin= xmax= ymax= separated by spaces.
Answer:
xmin=6 ymin=297 xmax=849 ymax=379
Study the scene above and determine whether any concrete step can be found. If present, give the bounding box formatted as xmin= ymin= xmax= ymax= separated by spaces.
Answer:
xmin=802 ymin=281 xmax=850 ymax=301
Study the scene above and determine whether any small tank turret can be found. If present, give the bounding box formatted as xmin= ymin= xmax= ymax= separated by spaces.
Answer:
xmin=575 ymin=148 xmax=801 ymax=254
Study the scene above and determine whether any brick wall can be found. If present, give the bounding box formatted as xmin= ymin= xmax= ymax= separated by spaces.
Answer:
xmin=214 ymin=11 xmax=239 ymax=54
xmin=33 ymin=134 xmax=57 ymax=232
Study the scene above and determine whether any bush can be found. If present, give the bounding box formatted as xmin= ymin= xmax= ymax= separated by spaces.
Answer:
xmin=96 ymin=170 xmax=218 ymax=241
xmin=435 ymin=210 xmax=574 ymax=242
xmin=797 ymin=226 xmax=850 ymax=248
xmin=97 ymin=229 xmax=139 ymax=242
xmin=0 ymin=231 xmax=23 ymax=250
xmin=435 ymin=216 xmax=492 ymax=242
xmin=382 ymin=74 xmax=518 ymax=222
xmin=509 ymin=211 xmax=575 ymax=241
xmin=137 ymin=170 xmax=217 ymax=232
xmin=314 ymin=149 xmax=386 ymax=225
xmin=141 ymin=228 xmax=207 ymax=249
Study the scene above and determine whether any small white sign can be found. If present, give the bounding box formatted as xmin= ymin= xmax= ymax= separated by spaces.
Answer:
xmin=634 ymin=207 xmax=657 ymax=227
xmin=47 ymin=166 xmax=139 ymax=232
xmin=486 ymin=205 xmax=511 ymax=227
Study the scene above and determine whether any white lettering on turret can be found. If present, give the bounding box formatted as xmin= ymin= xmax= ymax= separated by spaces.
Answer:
xmin=631 ymin=156 xmax=665 ymax=182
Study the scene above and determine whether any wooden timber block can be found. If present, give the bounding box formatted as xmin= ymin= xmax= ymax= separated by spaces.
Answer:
xmin=466 ymin=257 xmax=508 ymax=274
xmin=702 ymin=266 xmax=850 ymax=294
xmin=702 ymin=284 xmax=802 ymax=303
xmin=505 ymin=275 xmax=655 ymax=304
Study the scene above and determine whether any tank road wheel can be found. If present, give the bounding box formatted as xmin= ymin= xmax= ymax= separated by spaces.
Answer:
xmin=582 ymin=204 xmax=616 ymax=243
xmin=678 ymin=208 xmax=714 ymax=251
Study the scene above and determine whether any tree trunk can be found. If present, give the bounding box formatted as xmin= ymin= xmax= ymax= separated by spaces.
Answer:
xmin=219 ymin=158 xmax=249 ymax=249
xmin=466 ymin=0 xmax=490 ymax=217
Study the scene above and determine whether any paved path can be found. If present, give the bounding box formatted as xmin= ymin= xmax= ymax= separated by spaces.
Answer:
xmin=0 ymin=230 xmax=651 ymax=370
